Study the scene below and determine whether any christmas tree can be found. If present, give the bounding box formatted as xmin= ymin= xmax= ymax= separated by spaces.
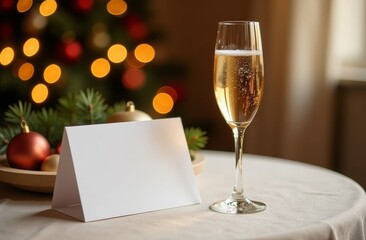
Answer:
xmin=0 ymin=0 xmax=186 ymax=121
xmin=0 ymin=0 xmax=208 ymax=160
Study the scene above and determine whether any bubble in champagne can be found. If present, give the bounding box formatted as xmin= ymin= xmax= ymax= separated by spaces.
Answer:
xmin=238 ymin=67 xmax=244 ymax=83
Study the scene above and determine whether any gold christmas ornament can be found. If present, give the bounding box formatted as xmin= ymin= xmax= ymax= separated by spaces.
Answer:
xmin=107 ymin=101 xmax=152 ymax=122
xmin=41 ymin=154 xmax=59 ymax=172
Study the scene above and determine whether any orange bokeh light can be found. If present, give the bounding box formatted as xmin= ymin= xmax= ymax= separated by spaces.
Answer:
xmin=108 ymin=44 xmax=127 ymax=63
xmin=39 ymin=0 xmax=57 ymax=17
xmin=134 ymin=43 xmax=155 ymax=63
xmin=0 ymin=46 xmax=15 ymax=66
xmin=91 ymin=58 xmax=110 ymax=78
xmin=17 ymin=0 xmax=33 ymax=13
xmin=152 ymin=93 xmax=174 ymax=114
xmin=31 ymin=83 xmax=48 ymax=104
xmin=43 ymin=64 xmax=61 ymax=84
xmin=23 ymin=38 xmax=40 ymax=57
xmin=106 ymin=0 xmax=127 ymax=16
xmin=18 ymin=62 xmax=34 ymax=81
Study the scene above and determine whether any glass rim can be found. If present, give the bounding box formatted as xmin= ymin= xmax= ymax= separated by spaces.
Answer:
xmin=218 ymin=21 xmax=259 ymax=25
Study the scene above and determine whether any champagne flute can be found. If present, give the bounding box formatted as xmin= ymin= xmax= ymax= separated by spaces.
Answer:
xmin=210 ymin=21 xmax=266 ymax=214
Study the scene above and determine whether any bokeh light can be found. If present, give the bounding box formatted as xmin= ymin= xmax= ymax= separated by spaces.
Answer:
xmin=43 ymin=64 xmax=61 ymax=84
xmin=17 ymin=0 xmax=33 ymax=13
xmin=92 ymin=23 xmax=110 ymax=48
xmin=127 ymin=17 xmax=148 ymax=40
xmin=108 ymin=44 xmax=127 ymax=63
xmin=157 ymin=86 xmax=178 ymax=102
xmin=31 ymin=83 xmax=48 ymax=103
xmin=23 ymin=38 xmax=39 ymax=57
xmin=1 ymin=0 xmax=14 ymax=10
xmin=122 ymin=68 xmax=146 ymax=90
xmin=22 ymin=10 xmax=47 ymax=35
xmin=126 ymin=51 xmax=145 ymax=68
xmin=93 ymin=32 xmax=110 ymax=48
xmin=0 ymin=46 xmax=15 ymax=66
xmin=134 ymin=43 xmax=155 ymax=63
xmin=76 ymin=0 xmax=94 ymax=11
xmin=39 ymin=0 xmax=57 ymax=17
xmin=91 ymin=58 xmax=110 ymax=78
xmin=107 ymin=0 xmax=127 ymax=16
xmin=18 ymin=62 xmax=34 ymax=81
xmin=64 ymin=41 xmax=82 ymax=61
xmin=152 ymin=93 xmax=174 ymax=114
xmin=32 ymin=13 xmax=47 ymax=30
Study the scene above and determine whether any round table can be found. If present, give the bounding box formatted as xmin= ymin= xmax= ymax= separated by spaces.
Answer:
xmin=0 ymin=150 xmax=365 ymax=240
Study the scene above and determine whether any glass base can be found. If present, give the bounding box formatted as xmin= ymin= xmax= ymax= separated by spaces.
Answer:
xmin=210 ymin=197 xmax=266 ymax=214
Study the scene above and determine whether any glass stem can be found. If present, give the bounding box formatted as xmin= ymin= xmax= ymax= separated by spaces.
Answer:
xmin=231 ymin=126 xmax=247 ymax=200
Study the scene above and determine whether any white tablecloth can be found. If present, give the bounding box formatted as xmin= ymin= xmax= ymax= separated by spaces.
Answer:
xmin=0 ymin=150 xmax=365 ymax=240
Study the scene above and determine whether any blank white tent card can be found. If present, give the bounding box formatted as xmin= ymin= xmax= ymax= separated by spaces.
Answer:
xmin=51 ymin=117 xmax=201 ymax=222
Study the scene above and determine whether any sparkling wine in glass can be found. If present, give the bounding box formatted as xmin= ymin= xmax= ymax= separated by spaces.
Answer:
xmin=210 ymin=21 xmax=266 ymax=214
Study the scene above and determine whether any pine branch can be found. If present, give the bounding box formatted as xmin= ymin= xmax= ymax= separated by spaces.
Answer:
xmin=57 ymin=92 xmax=78 ymax=126
xmin=0 ymin=126 xmax=20 ymax=155
xmin=4 ymin=101 xmax=34 ymax=126
xmin=106 ymin=101 xmax=126 ymax=117
xmin=184 ymin=127 xmax=208 ymax=152
xmin=75 ymin=88 xmax=108 ymax=124
xmin=33 ymin=108 xmax=64 ymax=148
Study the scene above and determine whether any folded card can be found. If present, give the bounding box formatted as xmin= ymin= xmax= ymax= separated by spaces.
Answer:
xmin=51 ymin=117 xmax=201 ymax=222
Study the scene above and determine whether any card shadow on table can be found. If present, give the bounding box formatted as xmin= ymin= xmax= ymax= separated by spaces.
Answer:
xmin=34 ymin=208 xmax=80 ymax=222
xmin=0 ymin=183 xmax=81 ymax=222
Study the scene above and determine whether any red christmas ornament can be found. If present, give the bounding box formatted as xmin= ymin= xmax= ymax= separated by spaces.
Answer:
xmin=6 ymin=121 xmax=51 ymax=171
